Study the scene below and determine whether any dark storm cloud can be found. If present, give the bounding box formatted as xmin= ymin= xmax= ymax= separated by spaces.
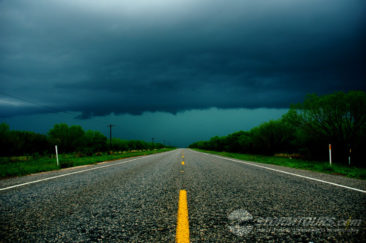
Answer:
xmin=1 ymin=0 xmax=365 ymax=118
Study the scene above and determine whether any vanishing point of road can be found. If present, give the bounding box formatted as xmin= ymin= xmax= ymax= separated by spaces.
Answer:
xmin=1 ymin=149 xmax=365 ymax=242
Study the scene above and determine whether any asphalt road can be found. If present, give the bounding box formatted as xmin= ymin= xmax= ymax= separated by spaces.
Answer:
xmin=1 ymin=149 xmax=365 ymax=242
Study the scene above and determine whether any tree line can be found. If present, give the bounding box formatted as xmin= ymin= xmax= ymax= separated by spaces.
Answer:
xmin=0 ymin=123 xmax=167 ymax=156
xmin=189 ymin=91 xmax=366 ymax=166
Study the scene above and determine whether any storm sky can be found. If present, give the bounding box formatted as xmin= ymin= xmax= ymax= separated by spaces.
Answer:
xmin=1 ymin=0 xmax=365 ymax=146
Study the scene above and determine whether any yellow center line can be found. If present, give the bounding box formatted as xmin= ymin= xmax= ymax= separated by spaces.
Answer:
xmin=176 ymin=190 xmax=190 ymax=243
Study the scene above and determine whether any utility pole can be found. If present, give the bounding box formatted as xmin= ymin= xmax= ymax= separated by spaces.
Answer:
xmin=108 ymin=124 xmax=115 ymax=147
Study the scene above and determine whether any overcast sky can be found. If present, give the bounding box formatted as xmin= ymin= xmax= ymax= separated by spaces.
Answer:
xmin=0 ymin=0 xmax=365 ymax=146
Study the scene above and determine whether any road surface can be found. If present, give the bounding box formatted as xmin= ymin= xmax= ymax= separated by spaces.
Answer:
xmin=1 ymin=149 xmax=365 ymax=242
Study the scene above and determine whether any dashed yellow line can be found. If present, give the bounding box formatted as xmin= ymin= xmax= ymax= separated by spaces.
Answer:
xmin=176 ymin=190 xmax=190 ymax=243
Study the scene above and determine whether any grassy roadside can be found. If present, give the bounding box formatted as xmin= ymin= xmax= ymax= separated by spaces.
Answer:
xmin=0 ymin=148 xmax=175 ymax=179
xmin=192 ymin=149 xmax=366 ymax=180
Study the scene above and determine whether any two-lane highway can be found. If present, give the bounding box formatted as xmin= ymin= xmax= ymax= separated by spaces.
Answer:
xmin=1 ymin=149 xmax=365 ymax=242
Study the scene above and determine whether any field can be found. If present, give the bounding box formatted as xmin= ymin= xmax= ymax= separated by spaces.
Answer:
xmin=0 ymin=148 xmax=174 ymax=178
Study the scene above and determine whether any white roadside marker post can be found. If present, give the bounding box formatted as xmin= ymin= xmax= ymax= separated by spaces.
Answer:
xmin=55 ymin=145 xmax=59 ymax=167
xmin=348 ymin=148 xmax=351 ymax=166
xmin=329 ymin=144 xmax=332 ymax=166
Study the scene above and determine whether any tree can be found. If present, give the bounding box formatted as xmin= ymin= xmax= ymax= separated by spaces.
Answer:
xmin=48 ymin=124 xmax=85 ymax=153
xmin=189 ymin=91 xmax=366 ymax=165
xmin=0 ymin=123 xmax=50 ymax=156
xmin=84 ymin=130 xmax=107 ymax=154
xmin=288 ymin=91 xmax=366 ymax=164
xmin=250 ymin=120 xmax=295 ymax=155
xmin=223 ymin=131 xmax=247 ymax=152
xmin=0 ymin=123 xmax=11 ymax=156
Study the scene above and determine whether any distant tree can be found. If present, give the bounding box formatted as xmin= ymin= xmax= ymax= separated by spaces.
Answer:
xmin=0 ymin=123 xmax=50 ymax=156
xmin=209 ymin=136 xmax=227 ymax=151
xmin=48 ymin=124 xmax=85 ymax=153
xmin=0 ymin=123 xmax=11 ymax=156
xmin=84 ymin=130 xmax=107 ymax=154
xmin=111 ymin=138 xmax=129 ymax=151
xmin=11 ymin=131 xmax=50 ymax=155
xmin=48 ymin=124 xmax=68 ymax=148
xmin=250 ymin=120 xmax=295 ymax=155
xmin=188 ymin=141 xmax=207 ymax=149
xmin=0 ymin=123 xmax=9 ymax=134
xmin=223 ymin=131 xmax=248 ymax=152
xmin=1 ymin=122 xmax=164 ymax=156
xmin=287 ymin=91 xmax=366 ymax=164
xmin=68 ymin=125 xmax=85 ymax=150
xmin=237 ymin=132 xmax=253 ymax=153
xmin=110 ymin=138 xmax=160 ymax=151
xmin=189 ymin=91 xmax=366 ymax=165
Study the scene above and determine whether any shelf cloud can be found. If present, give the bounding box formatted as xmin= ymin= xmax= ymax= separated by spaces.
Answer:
xmin=1 ymin=0 xmax=365 ymax=118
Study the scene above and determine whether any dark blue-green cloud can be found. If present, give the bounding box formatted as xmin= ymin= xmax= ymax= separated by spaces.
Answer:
xmin=1 ymin=0 xmax=365 ymax=118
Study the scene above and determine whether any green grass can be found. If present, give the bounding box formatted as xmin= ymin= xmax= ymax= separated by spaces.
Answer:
xmin=0 ymin=148 xmax=175 ymax=179
xmin=193 ymin=149 xmax=366 ymax=180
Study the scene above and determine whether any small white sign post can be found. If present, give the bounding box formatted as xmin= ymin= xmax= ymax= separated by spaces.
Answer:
xmin=55 ymin=145 xmax=59 ymax=167
xmin=348 ymin=148 xmax=351 ymax=166
xmin=329 ymin=144 xmax=332 ymax=166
